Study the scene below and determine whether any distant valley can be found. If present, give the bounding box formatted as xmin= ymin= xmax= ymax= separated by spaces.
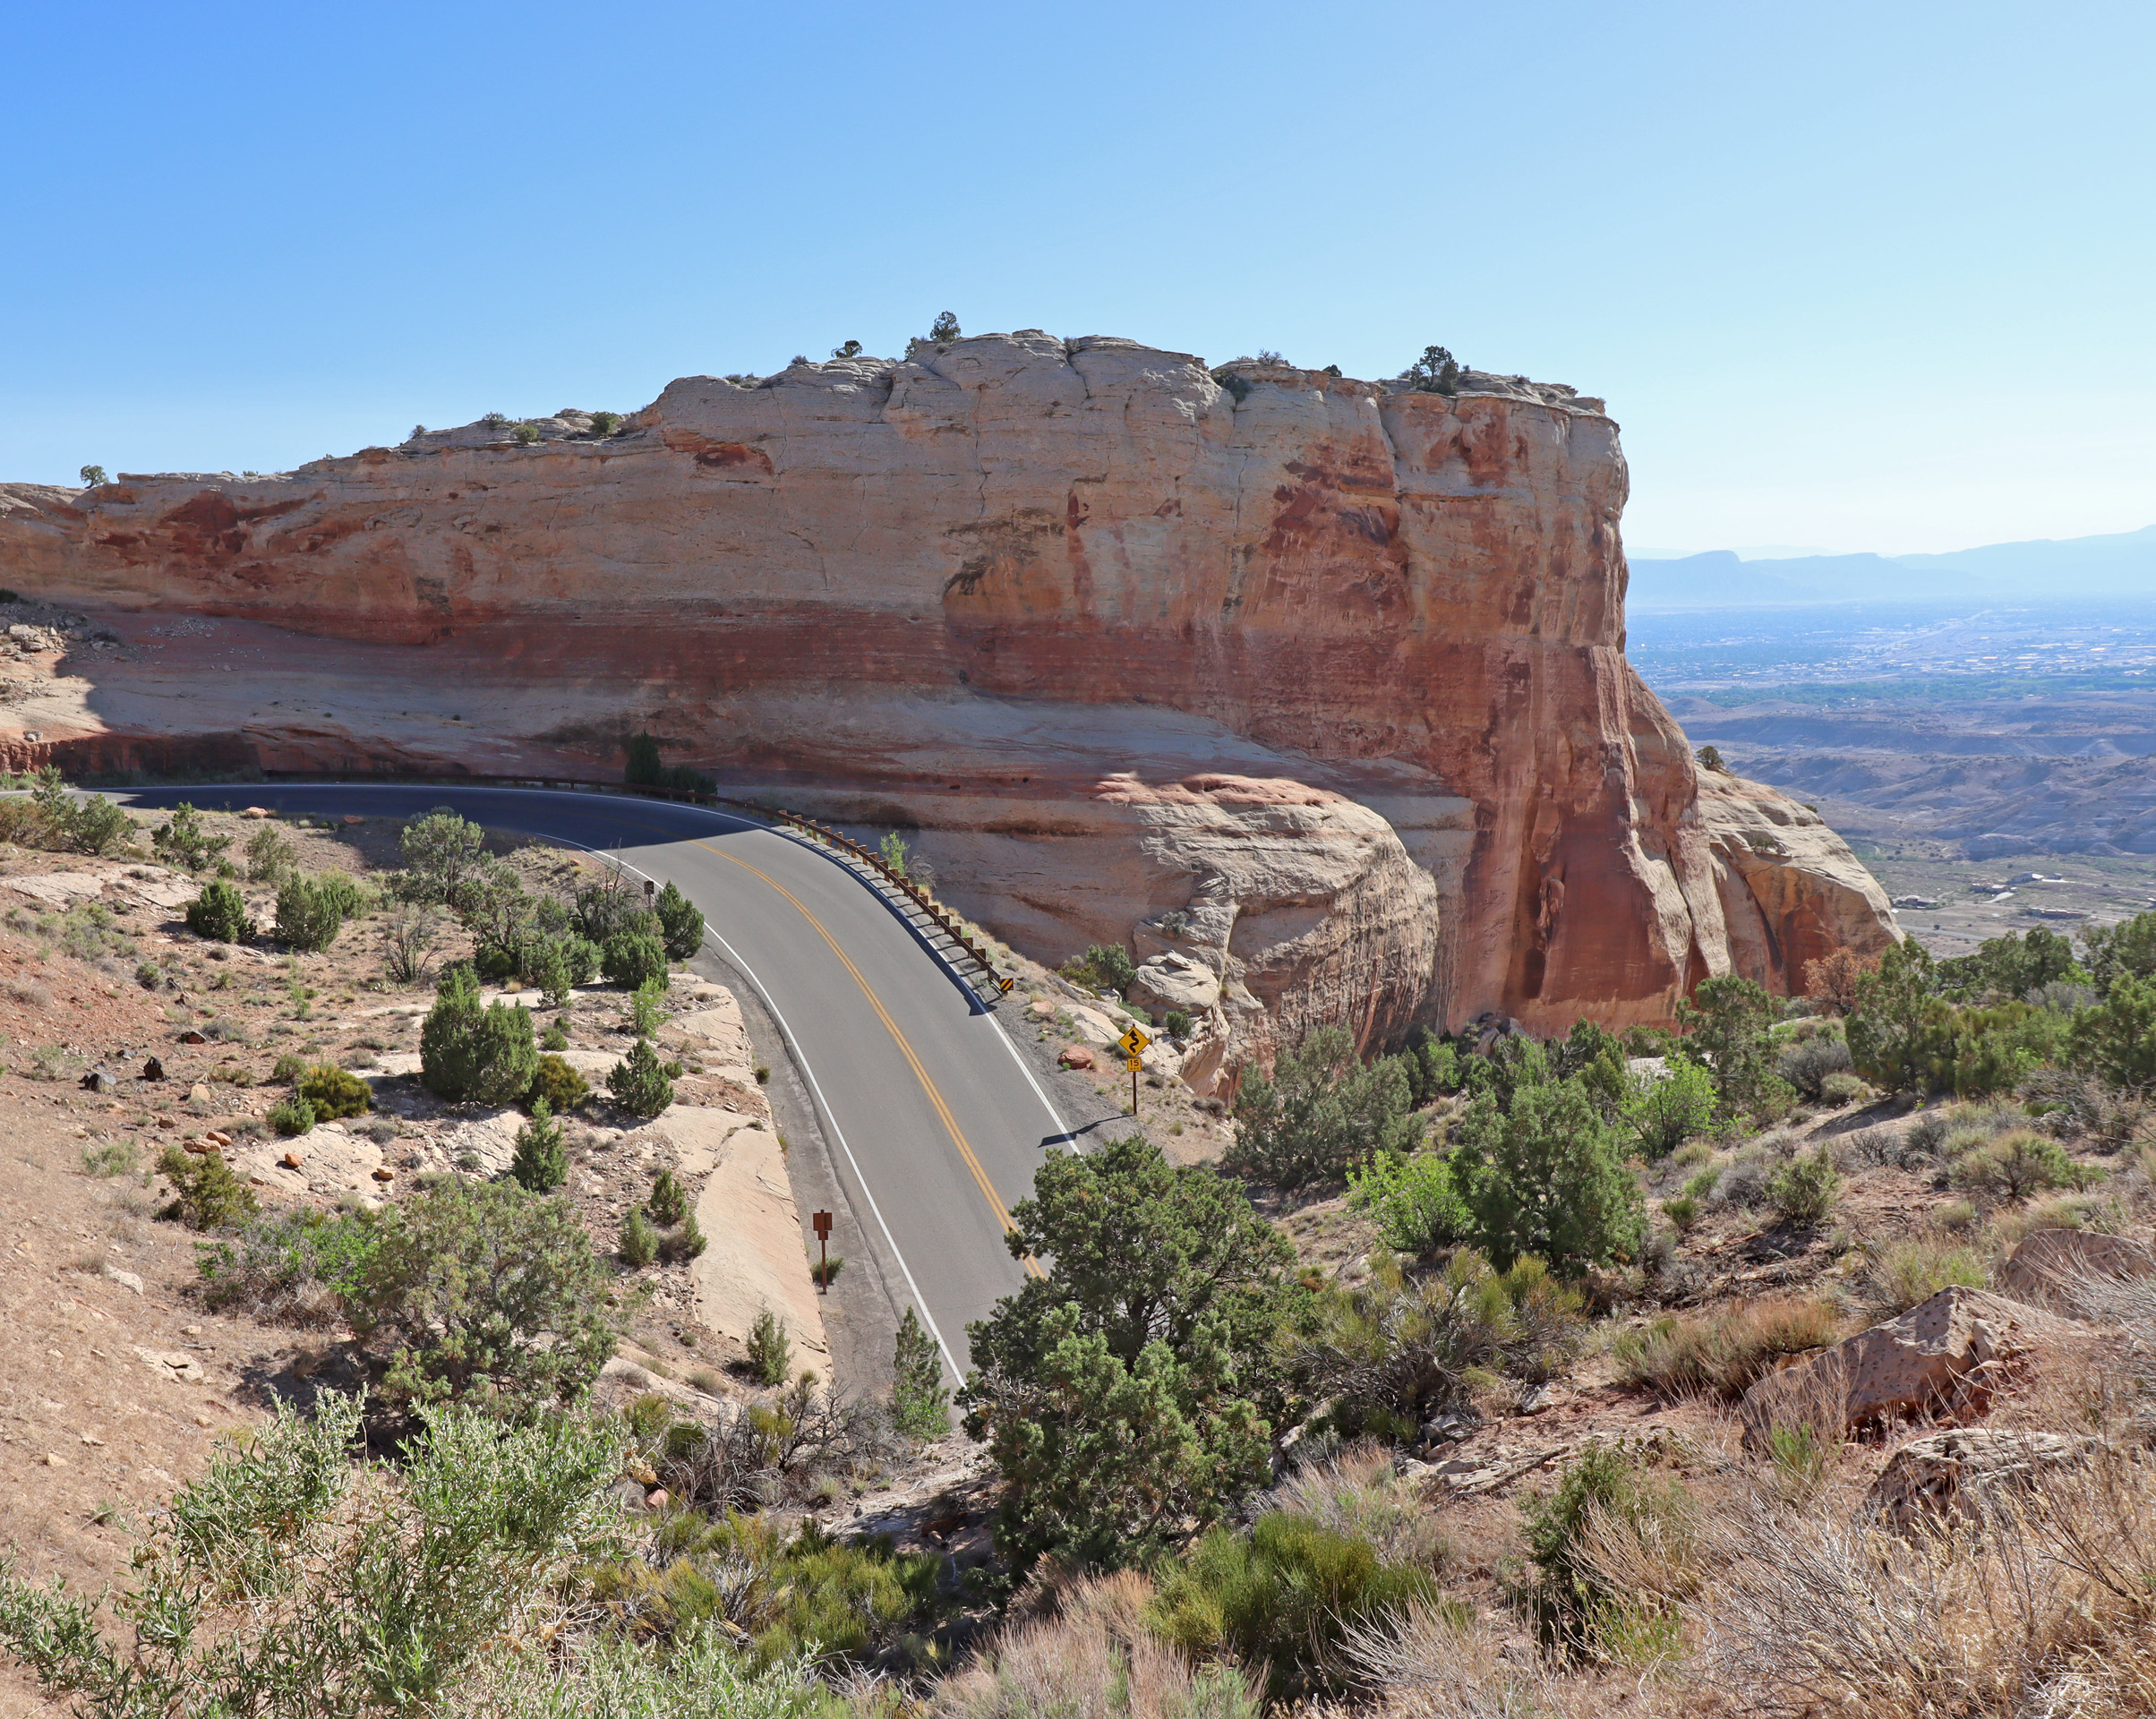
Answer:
xmin=1629 ymin=577 xmax=2156 ymax=950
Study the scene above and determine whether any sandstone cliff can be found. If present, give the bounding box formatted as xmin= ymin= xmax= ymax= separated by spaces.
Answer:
xmin=0 ymin=332 xmax=1897 ymax=1073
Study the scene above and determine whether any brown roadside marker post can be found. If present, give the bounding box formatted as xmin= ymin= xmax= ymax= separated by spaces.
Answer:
xmin=813 ymin=1210 xmax=833 ymax=1291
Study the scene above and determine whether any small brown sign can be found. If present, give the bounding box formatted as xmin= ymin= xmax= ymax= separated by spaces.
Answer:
xmin=812 ymin=1210 xmax=833 ymax=1241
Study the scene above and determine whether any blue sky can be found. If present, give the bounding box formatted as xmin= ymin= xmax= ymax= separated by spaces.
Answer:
xmin=4 ymin=1 xmax=2149 ymax=555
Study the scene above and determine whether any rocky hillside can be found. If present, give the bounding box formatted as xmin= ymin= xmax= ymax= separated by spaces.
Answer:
xmin=0 ymin=334 xmax=1896 ymax=1057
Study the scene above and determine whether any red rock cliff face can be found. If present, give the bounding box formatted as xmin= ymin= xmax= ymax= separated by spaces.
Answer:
xmin=0 ymin=333 xmax=1897 ymax=1057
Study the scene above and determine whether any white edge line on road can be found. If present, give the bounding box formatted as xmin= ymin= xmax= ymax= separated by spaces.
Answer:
xmin=986 ymin=1014 xmax=1077 ymax=1152
xmin=565 ymin=836 xmax=967 ymax=1387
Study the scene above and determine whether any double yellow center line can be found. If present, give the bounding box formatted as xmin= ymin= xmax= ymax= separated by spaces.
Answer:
xmin=697 ymin=841 xmax=1044 ymax=1280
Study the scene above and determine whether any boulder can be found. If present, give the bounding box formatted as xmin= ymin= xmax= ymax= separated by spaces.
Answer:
xmin=1057 ymin=1046 xmax=1096 ymax=1072
xmin=79 ymin=1067 xmax=114 ymax=1093
xmin=1126 ymin=949 xmax=1223 ymax=1017
xmin=1862 ymin=1428 xmax=2095 ymax=1533
xmin=141 ymin=1056 xmax=165 ymax=1081
xmin=1997 ymin=1227 xmax=2156 ymax=1310
xmin=1741 ymin=1287 xmax=2039 ymax=1447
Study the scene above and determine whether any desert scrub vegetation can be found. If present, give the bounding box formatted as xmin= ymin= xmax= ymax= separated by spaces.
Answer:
xmin=1615 ymin=1296 xmax=1843 ymax=1399
xmin=0 ymin=1393 xmax=643 ymax=1719
xmin=1300 ymin=1248 xmax=1583 ymax=1441
xmin=1149 ymin=1509 xmax=1444 ymax=1703
xmin=962 ymin=1135 xmax=1298 ymax=1573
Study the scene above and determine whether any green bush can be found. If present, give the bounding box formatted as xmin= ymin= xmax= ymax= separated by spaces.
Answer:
xmin=1228 ymin=1025 xmax=1421 ymax=1189
xmin=654 ymin=881 xmax=705 ymax=961
xmin=1819 ymin=1070 xmax=1873 ymax=1107
xmin=1777 ymin=1032 xmax=1853 ymax=1102
xmin=30 ymin=772 xmax=133 ymax=856
xmin=296 ymin=1063 xmax=372 ymax=1120
xmin=1521 ymin=1444 xmax=1696 ymax=1651
xmin=647 ymin=1167 xmax=689 ymax=1227
xmin=586 ymin=410 xmax=622 ymax=437
xmin=540 ymin=1017 xmax=569 ymax=1052
xmin=267 ymin=1097 xmax=317 ymax=1138
xmin=891 ymin=1306 xmax=949 ymax=1439
xmin=1950 ymin=1130 xmax=2084 ymax=1202
xmin=602 ymin=923 xmax=668 ymax=989
xmin=151 ymin=802 xmax=230 ymax=871
xmin=525 ymin=1052 xmax=588 ymax=1115
xmin=629 ymin=976 xmax=666 ymax=1037
xmin=420 ymin=966 xmax=539 ymax=1106
xmin=343 ymin=1176 xmax=621 ymax=1411
xmin=1869 ymin=1237 xmax=1989 ymax=1313
xmin=1347 ymin=1150 xmax=1469 ymax=1256
xmin=1848 ymin=938 xmax=1946 ymax=1093
xmin=81 ymin=1139 xmax=139 ymax=1178
xmin=1164 ymin=1008 xmax=1194 ymax=1039
xmin=1620 ymin=1057 xmax=1719 ymax=1157
xmin=1450 ymin=1076 xmax=1645 ymax=1272
xmin=397 ymin=808 xmax=488 ymax=906
xmin=1767 ymin=1145 xmax=1842 ymax=1224
xmin=1675 ymin=974 xmax=1788 ymax=1118
xmin=156 ymin=1145 xmax=259 ymax=1230
xmin=0 ymin=1394 xmax=635 ymax=1719
xmin=185 ymin=877 xmax=255 ymax=943
xmin=194 ymin=1208 xmax=381 ymax=1322
xmin=2069 ymin=973 xmax=2156 ymax=1090
xmin=509 ymin=1099 xmax=568 ymax=1194
xmin=1305 ymin=1249 xmax=1582 ymax=1441
xmin=1150 ymin=1512 xmax=1442 ymax=1703
xmin=747 ymin=1306 xmax=791 ymax=1386
xmin=243 ymin=823 xmax=297 ymax=885
xmin=1061 ymin=941 xmax=1135 ymax=995
xmin=273 ymin=874 xmax=345 ymax=953
xmin=271 ymin=1051 xmax=306 ymax=1082
xmin=2083 ymin=909 xmax=2156 ymax=995
xmin=623 ymin=731 xmax=664 ymax=786
xmin=597 ymin=1513 xmax=942 ymax=1672
xmin=607 ymin=1038 xmax=676 ymax=1117
xmin=619 ymin=1208 xmax=659 ymax=1268
xmin=961 ymin=1136 xmax=1295 ymax=1572
xmin=1938 ymin=926 xmax=2083 ymax=1004
xmin=660 ymin=1211 xmax=706 ymax=1262
xmin=1402 ymin=1030 xmax=1461 ymax=1107
xmin=523 ymin=932 xmax=598 ymax=1005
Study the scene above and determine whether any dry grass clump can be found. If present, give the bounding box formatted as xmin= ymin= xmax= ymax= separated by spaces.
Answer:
xmin=1682 ymin=1445 xmax=2156 ymax=1716
xmin=1268 ymin=1441 xmax=1453 ymax=1570
xmin=1614 ymin=1297 xmax=1842 ymax=1400
xmin=1339 ymin=1604 xmax=1559 ymax=1717
xmin=1864 ymin=1233 xmax=1991 ymax=1315
xmin=932 ymin=1569 xmax=1262 ymax=1719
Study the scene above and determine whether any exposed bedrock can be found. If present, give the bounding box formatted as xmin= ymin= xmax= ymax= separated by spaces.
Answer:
xmin=0 ymin=331 xmax=1897 ymax=1071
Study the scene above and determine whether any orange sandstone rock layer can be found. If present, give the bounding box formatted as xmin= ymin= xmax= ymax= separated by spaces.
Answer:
xmin=0 ymin=333 xmax=1896 ymax=1056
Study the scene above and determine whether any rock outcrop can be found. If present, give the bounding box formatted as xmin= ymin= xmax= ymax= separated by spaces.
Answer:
xmin=1741 ymin=1287 xmax=2042 ymax=1448
xmin=1861 ymin=1427 xmax=2096 ymax=1533
xmin=0 ymin=333 xmax=1898 ymax=1061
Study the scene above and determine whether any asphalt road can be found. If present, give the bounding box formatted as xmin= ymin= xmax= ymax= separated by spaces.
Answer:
xmin=117 ymin=783 xmax=1076 ymax=1377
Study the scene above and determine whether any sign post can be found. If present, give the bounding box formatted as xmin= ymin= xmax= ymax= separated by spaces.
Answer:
xmin=812 ymin=1210 xmax=833 ymax=1292
xmin=1115 ymin=1026 xmax=1152 ymax=1116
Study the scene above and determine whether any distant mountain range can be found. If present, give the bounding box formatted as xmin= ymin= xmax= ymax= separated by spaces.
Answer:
xmin=1627 ymin=524 xmax=2156 ymax=611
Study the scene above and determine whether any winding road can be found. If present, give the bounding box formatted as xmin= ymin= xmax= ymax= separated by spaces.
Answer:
xmin=118 ymin=783 xmax=1081 ymax=1379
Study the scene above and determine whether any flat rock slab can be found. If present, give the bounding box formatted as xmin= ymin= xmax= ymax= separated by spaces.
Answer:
xmin=690 ymin=1118 xmax=829 ymax=1365
xmin=235 ymin=1121 xmax=388 ymax=1196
